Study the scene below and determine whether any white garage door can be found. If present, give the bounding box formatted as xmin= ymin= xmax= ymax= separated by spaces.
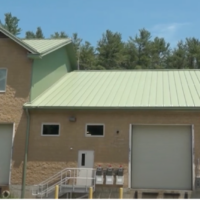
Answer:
xmin=131 ymin=125 xmax=192 ymax=190
xmin=0 ymin=124 xmax=13 ymax=185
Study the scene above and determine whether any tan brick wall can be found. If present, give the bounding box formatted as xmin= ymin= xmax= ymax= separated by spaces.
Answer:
xmin=26 ymin=110 xmax=200 ymax=187
xmin=0 ymin=38 xmax=32 ymax=184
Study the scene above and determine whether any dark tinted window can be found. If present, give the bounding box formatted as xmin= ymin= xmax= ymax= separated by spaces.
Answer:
xmin=81 ymin=154 xmax=85 ymax=166
xmin=0 ymin=69 xmax=7 ymax=91
xmin=42 ymin=124 xmax=59 ymax=135
xmin=87 ymin=125 xmax=104 ymax=136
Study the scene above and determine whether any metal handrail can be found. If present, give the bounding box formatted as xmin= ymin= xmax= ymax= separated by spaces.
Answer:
xmin=32 ymin=168 xmax=96 ymax=198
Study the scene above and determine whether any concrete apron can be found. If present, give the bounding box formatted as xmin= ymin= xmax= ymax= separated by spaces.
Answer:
xmin=10 ymin=185 xmax=200 ymax=200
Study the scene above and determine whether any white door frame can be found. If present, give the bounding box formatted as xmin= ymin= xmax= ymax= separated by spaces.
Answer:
xmin=128 ymin=124 xmax=194 ymax=190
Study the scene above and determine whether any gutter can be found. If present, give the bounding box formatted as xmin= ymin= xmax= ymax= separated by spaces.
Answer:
xmin=23 ymin=105 xmax=200 ymax=111
xmin=21 ymin=108 xmax=30 ymax=199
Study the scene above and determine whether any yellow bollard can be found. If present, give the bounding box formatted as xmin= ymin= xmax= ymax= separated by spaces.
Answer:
xmin=55 ymin=185 xmax=59 ymax=199
xmin=119 ymin=187 xmax=123 ymax=199
xmin=89 ymin=187 xmax=93 ymax=199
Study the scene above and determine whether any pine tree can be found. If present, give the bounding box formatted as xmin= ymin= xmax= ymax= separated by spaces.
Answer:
xmin=0 ymin=13 xmax=21 ymax=35
xmin=51 ymin=31 xmax=68 ymax=38
xmin=96 ymin=30 xmax=126 ymax=69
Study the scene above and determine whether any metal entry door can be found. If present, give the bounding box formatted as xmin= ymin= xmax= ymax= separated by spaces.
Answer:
xmin=77 ymin=150 xmax=94 ymax=186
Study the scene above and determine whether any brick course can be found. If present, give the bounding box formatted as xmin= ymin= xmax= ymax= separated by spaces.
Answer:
xmin=26 ymin=110 xmax=200 ymax=187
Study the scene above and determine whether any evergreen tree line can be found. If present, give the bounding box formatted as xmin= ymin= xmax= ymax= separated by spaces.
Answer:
xmin=1 ymin=12 xmax=200 ymax=70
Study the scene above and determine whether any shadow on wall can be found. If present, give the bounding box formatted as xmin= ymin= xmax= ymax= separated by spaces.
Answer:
xmin=31 ymin=48 xmax=70 ymax=100
xmin=12 ymin=111 xmax=27 ymax=168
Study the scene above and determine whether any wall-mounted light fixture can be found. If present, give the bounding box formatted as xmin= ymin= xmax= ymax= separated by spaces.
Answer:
xmin=69 ymin=116 xmax=76 ymax=122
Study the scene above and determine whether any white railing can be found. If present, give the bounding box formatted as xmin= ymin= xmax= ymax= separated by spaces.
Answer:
xmin=32 ymin=168 xmax=96 ymax=198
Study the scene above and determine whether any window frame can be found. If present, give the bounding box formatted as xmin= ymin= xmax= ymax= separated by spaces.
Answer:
xmin=0 ymin=68 xmax=8 ymax=92
xmin=85 ymin=123 xmax=105 ymax=137
xmin=41 ymin=123 xmax=61 ymax=137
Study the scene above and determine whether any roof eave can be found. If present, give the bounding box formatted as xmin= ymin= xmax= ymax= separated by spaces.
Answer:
xmin=27 ymin=39 xmax=72 ymax=59
xmin=23 ymin=105 xmax=200 ymax=111
xmin=0 ymin=26 xmax=38 ymax=54
xmin=27 ymin=53 xmax=42 ymax=59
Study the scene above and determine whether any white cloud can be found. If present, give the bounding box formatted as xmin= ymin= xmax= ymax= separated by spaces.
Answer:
xmin=151 ymin=23 xmax=190 ymax=47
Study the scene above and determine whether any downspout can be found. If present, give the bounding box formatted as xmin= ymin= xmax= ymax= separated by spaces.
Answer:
xmin=21 ymin=108 xmax=30 ymax=198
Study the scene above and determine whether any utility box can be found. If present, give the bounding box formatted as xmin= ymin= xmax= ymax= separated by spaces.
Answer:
xmin=196 ymin=177 xmax=200 ymax=189
xmin=116 ymin=167 xmax=124 ymax=185
xmin=96 ymin=166 xmax=104 ymax=184
xmin=106 ymin=166 xmax=114 ymax=185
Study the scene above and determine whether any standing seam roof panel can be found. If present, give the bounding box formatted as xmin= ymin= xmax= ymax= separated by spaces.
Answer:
xmin=98 ymin=72 xmax=122 ymax=107
xmin=118 ymin=72 xmax=136 ymax=106
xmin=140 ymin=71 xmax=152 ymax=106
xmin=156 ymin=71 xmax=163 ymax=106
xmin=22 ymin=39 xmax=71 ymax=53
xmin=134 ymin=71 xmax=147 ymax=106
xmin=179 ymin=71 xmax=194 ymax=106
xmin=173 ymin=72 xmax=186 ymax=106
xmin=126 ymin=71 xmax=142 ymax=106
xmin=32 ymin=73 xmax=74 ymax=106
xmin=87 ymin=72 xmax=117 ymax=106
xmin=58 ymin=73 xmax=91 ymax=106
xmin=24 ymin=70 xmax=200 ymax=108
xmin=189 ymin=71 xmax=200 ymax=106
xmin=163 ymin=72 xmax=171 ymax=106
xmin=168 ymin=71 xmax=179 ymax=107
xmin=112 ymin=72 xmax=132 ymax=106
xmin=184 ymin=71 xmax=199 ymax=106
xmin=104 ymin=72 xmax=127 ymax=106
xmin=43 ymin=73 xmax=80 ymax=106
xmin=79 ymin=72 xmax=108 ymax=106
xmin=72 ymin=72 xmax=106 ymax=106
xmin=65 ymin=72 xmax=100 ymax=106
xmin=148 ymin=72 xmax=157 ymax=106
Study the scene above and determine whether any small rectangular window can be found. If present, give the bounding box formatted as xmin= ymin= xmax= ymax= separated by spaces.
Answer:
xmin=81 ymin=154 xmax=85 ymax=166
xmin=0 ymin=69 xmax=7 ymax=92
xmin=42 ymin=124 xmax=60 ymax=136
xmin=86 ymin=124 xmax=104 ymax=137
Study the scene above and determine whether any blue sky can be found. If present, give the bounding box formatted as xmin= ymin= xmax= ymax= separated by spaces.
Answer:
xmin=1 ymin=0 xmax=200 ymax=47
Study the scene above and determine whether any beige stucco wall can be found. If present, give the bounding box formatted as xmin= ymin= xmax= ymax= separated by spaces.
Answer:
xmin=23 ymin=109 xmax=200 ymax=188
xmin=0 ymin=38 xmax=32 ymax=185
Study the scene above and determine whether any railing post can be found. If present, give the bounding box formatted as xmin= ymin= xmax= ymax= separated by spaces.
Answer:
xmin=55 ymin=185 xmax=59 ymax=199
xmin=89 ymin=187 xmax=93 ymax=199
xmin=119 ymin=187 xmax=123 ymax=199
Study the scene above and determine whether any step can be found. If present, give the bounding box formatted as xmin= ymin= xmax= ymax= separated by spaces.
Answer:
xmin=132 ymin=189 xmax=192 ymax=199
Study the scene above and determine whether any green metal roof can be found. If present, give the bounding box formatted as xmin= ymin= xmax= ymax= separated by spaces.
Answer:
xmin=0 ymin=26 xmax=73 ymax=58
xmin=24 ymin=70 xmax=200 ymax=109
xmin=22 ymin=39 xmax=71 ymax=57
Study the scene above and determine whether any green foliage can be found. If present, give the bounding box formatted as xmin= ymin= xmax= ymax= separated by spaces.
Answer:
xmin=51 ymin=31 xmax=68 ymax=38
xmin=132 ymin=28 xmax=152 ymax=68
xmin=25 ymin=31 xmax=36 ymax=39
xmin=0 ymin=13 xmax=21 ymax=35
xmin=2 ymin=12 xmax=200 ymax=70
xmin=79 ymin=41 xmax=96 ymax=70
xmin=96 ymin=30 xmax=126 ymax=69
xmin=25 ymin=27 xmax=44 ymax=39
xmin=72 ymin=33 xmax=82 ymax=53
xmin=35 ymin=27 xmax=44 ymax=38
